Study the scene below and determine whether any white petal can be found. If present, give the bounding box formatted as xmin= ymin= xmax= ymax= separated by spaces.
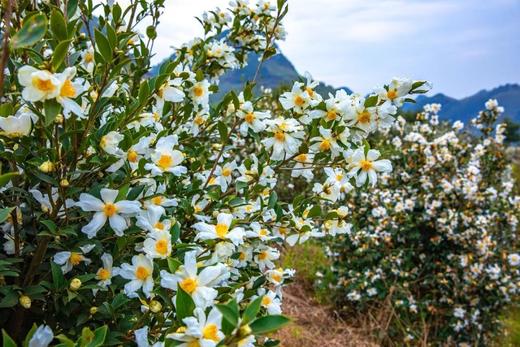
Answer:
xmin=109 ymin=214 xmax=128 ymax=236
xmin=115 ymin=200 xmax=141 ymax=214
xmin=81 ymin=212 xmax=107 ymax=238
xmin=100 ymin=188 xmax=119 ymax=203
xmin=76 ymin=193 xmax=104 ymax=211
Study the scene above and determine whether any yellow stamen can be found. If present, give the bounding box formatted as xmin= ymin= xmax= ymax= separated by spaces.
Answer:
xmin=360 ymin=159 xmax=373 ymax=171
xmin=202 ymin=324 xmax=219 ymax=342
xmin=60 ymin=79 xmax=76 ymax=98
xmin=103 ymin=203 xmax=118 ymax=217
xmin=215 ymin=223 xmax=229 ymax=238
xmin=274 ymin=131 xmax=285 ymax=142
xmin=157 ymin=154 xmax=173 ymax=170
xmin=244 ymin=112 xmax=255 ymax=124
xmin=97 ymin=268 xmax=111 ymax=280
xmin=193 ymin=86 xmax=204 ymax=97
xmin=32 ymin=76 xmax=55 ymax=92
xmin=69 ymin=252 xmax=83 ymax=266
xmin=180 ymin=277 xmax=198 ymax=294
xmin=155 ymin=239 xmax=169 ymax=256
xmin=127 ymin=149 xmax=138 ymax=162
xmin=135 ymin=266 xmax=150 ymax=280
xmin=319 ymin=139 xmax=331 ymax=151
xmin=357 ymin=110 xmax=371 ymax=124
xmin=294 ymin=95 xmax=305 ymax=107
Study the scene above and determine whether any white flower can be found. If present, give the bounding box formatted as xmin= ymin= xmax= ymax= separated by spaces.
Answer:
xmin=55 ymin=67 xmax=86 ymax=117
xmin=309 ymin=127 xmax=341 ymax=157
xmin=190 ymin=80 xmax=211 ymax=108
xmin=18 ymin=66 xmax=61 ymax=102
xmin=53 ymin=246 xmax=93 ymax=274
xmin=136 ymin=206 xmax=171 ymax=233
xmin=75 ymin=188 xmax=141 ymax=238
xmin=160 ymin=251 xmax=229 ymax=308
xmin=134 ymin=326 xmax=164 ymax=347
xmin=118 ymin=254 xmax=154 ymax=298
xmin=508 ymin=253 xmax=520 ymax=266
xmin=81 ymin=43 xmax=95 ymax=73
xmin=29 ymin=325 xmax=53 ymax=347
xmin=167 ymin=307 xmax=224 ymax=346
xmin=254 ymin=246 xmax=279 ymax=271
xmin=100 ymin=131 xmax=124 ymax=156
xmin=279 ymin=82 xmax=311 ymax=113
xmin=0 ymin=112 xmax=33 ymax=137
xmin=262 ymin=117 xmax=304 ymax=161
xmin=145 ymin=135 xmax=187 ymax=176
xmin=348 ymin=149 xmax=392 ymax=187
xmin=237 ymin=101 xmax=269 ymax=135
xmin=156 ymin=78 xmax=185 ymax=111
xmin=193 ymin=213 xmax=245 ymax=246
xmin=256 ymin=289 xmax=282 ymax=314
xmin=143 ymin=231 xmax=172 ymax=259
xmin=95 ymin=253 xmax=116 ymax=289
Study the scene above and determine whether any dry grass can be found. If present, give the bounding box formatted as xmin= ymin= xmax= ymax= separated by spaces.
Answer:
xmin=274 ymin=282 xmax=378 ymax=347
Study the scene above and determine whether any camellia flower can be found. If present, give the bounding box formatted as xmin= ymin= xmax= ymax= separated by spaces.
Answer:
xmin=100 ymin=131 xmax=124 ymax=156
xmin=118 ymin=254 xmax=154 ymax=298
xmin=145 ymin=135 xmax=187 ymax=176
xmin=167 ymin=307 xmax=224 ymax=346
xmin=18 ymin=66 xmax=61 ymax=102
xmin=143 ymin=231 xmax=172 ymax=259
xmin=347 ymin=148 xmax=392 ymax=187
xmin=279 ymin=82 xmax=311 ymax=113
xmin=55 ymin=67 xmax=86 ymax=117
xmin=190 ymin=80 xmax=211 ymax=107
xmin=95 ymin=253 xmax=116 ymax=289
xmin=0 ymin=112 xmax=34 ymax=137
xmin=160 ymin=251 xmax=229 ymax=308
xmin=193 ymin=213 xmax=245 ymax=245
xmin=237 ymin=101 xmax=269 ymax=135
xmin=262 ymin=117 xmax=304 ymax=161
xmin=53 ymin=244 xmax=94 ymax=274
xmin=75 ymin=188 xmax=141 ymax=238
xmin=156 ymin=78 xmax=185 ymax=111
xmin=508 ymin=253 xmax=520 ymax=266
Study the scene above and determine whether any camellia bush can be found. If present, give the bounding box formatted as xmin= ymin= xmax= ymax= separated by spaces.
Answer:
xmin=0 ymin=0 xmax=429 ymax=346
xmin=323 ymin=101 xmax=520 ymax=345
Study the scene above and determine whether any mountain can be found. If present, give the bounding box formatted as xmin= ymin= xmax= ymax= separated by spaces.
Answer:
xmin=402 ymin=84 xmax=520 ymax=123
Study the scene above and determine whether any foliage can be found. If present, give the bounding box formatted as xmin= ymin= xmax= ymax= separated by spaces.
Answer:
xmin=323 ymin=101 xmax=520 ymax=345
xmin=0 ymin=0 xmax=428 ymax=345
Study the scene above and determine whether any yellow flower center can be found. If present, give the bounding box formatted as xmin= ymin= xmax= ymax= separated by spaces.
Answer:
xmin=319 ymin=139 xmax=331 ymax=151
xmin=357 ymin=110 xmax=371 ymax=124
xmin=305 ymin=87 xmax=314 ymax=97
xmin=274 ymin=131 xmax=285 ymax=142
xmin=215 ymin=223 xmax=229 ymax=238
xmin=278 ymin=227 xmax=288 ymax=235
xmin=157 ymin=154 xmax=173 ymax=170
xmin=193 ymin=85 xmax=204 ymax=97
xmin=239 ymin=252 xmax=246 ymax=260
xmin=271 ymin=273 xmax=282 ymax=283
xmin=180 ymin=277 xmax=198 ymax=294
xmin=294 ymin=95 xmax=305 ymax=107
xmin=151 ymin=196 xmax=163 ymax=205
xmin=154 ymin=222 xmax=165 ymax=230
xmin=360 ymin=159 xmax=373 ymax=171
xmin=336 ymin=174 xmax=343 ymax=181
xmin=187 ymin=341 xmax=200 ymax=347
xmin=60 ymin=79 xmax=76 ymax=98
xmin=32 ymin=76 xmax=55 ymax=92
xmin=258 ymin=251 xmax=268 ymax=260
xmin=194 ymin=115 xmax=205 ymax=125
xmin=135 ymin=266 xmax=150 ymax=281
xmin=387 ymin=89 xmax=398 ymax=100
xmin=84 ymin=52 xmax=94 ymax=63
xmin=222 ymin=168 xmax=232 ymax=177
xmin=262 ymin=296 xmax=272 ymax=306
xmin=97 ymin=267 xmax=111 ymax=280
xmin=294 ymin=153 xmax=308 ymax=163
xmin=69 ymin=252 xmax=83 ymax=266
xmin=127 ymin=149 xmax=138 ymax=162
xmin=326 ymin=110 xmax=337 ymax=121
xmin=103 ymin=203 xmax=118 ymax=217
xmin=244 ymin=112 xmax=255 ymax=124
xmin=202 ymin=324 xmax=219 ymax=342
xmin=259 ymin=229 xmax=269 ymax=236
xmin=155 ymin=239 xmax=169 ymax=256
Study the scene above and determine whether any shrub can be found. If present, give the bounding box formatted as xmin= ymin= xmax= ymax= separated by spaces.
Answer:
xmin=0 ymin=0 xmax=428 ymax=345
xmin=323 ymin=101 xmax=520 ymax=345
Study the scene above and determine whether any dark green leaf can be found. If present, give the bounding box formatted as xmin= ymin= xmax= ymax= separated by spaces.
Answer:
xmin=250 ymin=315 xmax=290 ymax=335
xmin=0 ymin=172 xmax=19 ymax=188
xmin=242 ymin=295 xmax=263 ymax=324
xmin=94 ymin=29 xmax=112 ymax=62
xmin=50 ymin=10 xmax=67 ymax=41
xmin=51 ymin=39 xmax=72 ymax=70
xmin=175 ymin=287 xmax=195 ymax=321
xmin=2 ymin=330 xmax=17 ymax=347
xmin=12 ymin=14 xmax=48 ymax=49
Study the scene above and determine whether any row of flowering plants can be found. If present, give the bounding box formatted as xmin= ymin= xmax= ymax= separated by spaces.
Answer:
xmin=321 ymin=100 xmax=520 ymax=345
xmin=0 ymin=0 xmax=428 ymax=345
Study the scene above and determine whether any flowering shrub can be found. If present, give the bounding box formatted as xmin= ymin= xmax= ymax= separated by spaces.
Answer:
xmin=0 ymin=0 xmax=428 ymax=346
xmin=323 ymin=101 xmax=520 ymax=345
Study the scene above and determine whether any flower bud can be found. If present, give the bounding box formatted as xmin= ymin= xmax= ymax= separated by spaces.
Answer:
xmin=70 ymin=278 xmax=82 ymax=291
xmin=54 ymin=114 xmax=64 ymax=124
xmin=149 ymin=300 xmax=162 ymax=313
xmin=239 ymin=324 xmax=252 ymax=337
xmin=90 ymin=306 xmax=98 ymax=315
xmin=60 ymin=179 xmax=69 ymax=187
xmin=90 ymin=90 xmax=99 ymax=100
xmin=39 ymin=161 xmax=55 ymax=173
xmin=19 ymin=295 xmax=31 ymax=309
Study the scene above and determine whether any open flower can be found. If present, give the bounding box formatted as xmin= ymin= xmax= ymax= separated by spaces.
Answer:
xmin=55 ymin=67 xmax=86 ymax=117
xmin=348 ymin=149 xmax=392 ymax=187
xmin=160 ymin=251 xmax=229 ymax=308
xmin=167 ymin=307 xmax=224 ymax=346
xmin=75 ymin=188 xmax=141 ymax=238
xmin=262 ymin=117 xmax=304 ymax=161
xmin=28 ymin=325 xmax=53 ymax=347
xmin=193 ymin=213 xmax=245 ymax=245
xmin=143 ymin=231 xmax=172 ymax=259
xmin=53 ymin=244 xmax=94 ymax=274
xmin=0 ymin=111 xmax=34 ymax=137
xmin=145 ymin=135 xmax=187 ymax=176
xmin=18 ymin=66 xmax=60 ymax=102
xmin=95 ymin=253 xmax=116 ymax=289
xmin=118 ymin=254 xmax=154 ymax=298
xmin=279 ymin=82 xmax=311 ymax=113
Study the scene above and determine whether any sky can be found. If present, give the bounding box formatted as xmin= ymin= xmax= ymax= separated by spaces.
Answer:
xmin=145 ymin=0 xmax=520 ymax=98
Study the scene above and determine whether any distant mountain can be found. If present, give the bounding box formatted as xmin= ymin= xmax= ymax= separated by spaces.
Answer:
xmin=402 ymin=84 xmax=520 ymax=122
xmin=151 ymin=49 xmax=351 ymax=100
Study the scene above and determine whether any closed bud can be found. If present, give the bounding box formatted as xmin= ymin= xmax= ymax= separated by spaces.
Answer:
xmin=90 ymin=306 xmax=98 ymax=315
xmin=60 ymin=179 xmax=69 ymax=187
xmin=239 ymin=324 xmax=252 ymax=337
xmin=39 ymin=161 xmax=55 ymax=173
xmin=149 ymin=300 xmax=162 ymax=313
xmin=54 ymin=114 xmax=64 ymax=124
xmin=19 ymin=295 xmax=31 ymax=309
xmin=70 ymin=278 xmax=82 ymax=291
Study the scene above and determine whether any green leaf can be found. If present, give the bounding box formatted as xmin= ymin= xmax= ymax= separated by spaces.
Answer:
xmin=0 ymin=103 xmax=14 ymax=116
xmin=242 ymin=296 xmax=263 ymax=324
xmin=55 ymin=334 xmax=75 ymax=347
xmin=217 ymin=121 xmax=228 ymax=143
xmin=94 ymin=29 xmax=112 ymax=62
xmin=249 ymin=315 xmax=290 ymax=335
xmin=138 ymin=81 xmax=150 ymax=104
xmin=50 ymin=9 xmax=67 ymax=41
xmin=146 ymin=25 xmax=157 ymax=39
xmin=41 ymin=220 xmax=57 ymax=234
xmin=176 ymin=287 xmax=195 ymax=321
xmin=216 ymin=299 xmax=239 ymax=335
xmin=0 ymin=290 xmax=18 ymax=308
xmin=268 ymin=191 xmax=278 ymax=209
xmin=2 ymin=329 xmax=17 ymax=347
xmin=364 ymin=95 xmax=379 ymax=108
xmin=44 ymin=99 xmax=61 ymax=126
xmin=86 ymin=325 xmax=108 ymax=347
xmin=51 ymin=39 xmax=72 ymax=70
xmin=167 ymin=258 xmax=182 ymax=273
xmin=12 ymin=13 xmax=48 ymax=49
xmin=0 ymin=172 xmax=19 ymax=188
xmin=307 ymin=205 xmax=322 ymax=218
xmin=51 ymin=261 xmax=66 ymax=290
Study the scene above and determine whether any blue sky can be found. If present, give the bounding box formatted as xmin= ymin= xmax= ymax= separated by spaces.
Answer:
xmin=147 ymin=0 xmax=520 ymax=98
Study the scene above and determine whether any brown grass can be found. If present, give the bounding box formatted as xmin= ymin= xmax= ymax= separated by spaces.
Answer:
xmin=274 ymin=282 xmax=379 ymax=347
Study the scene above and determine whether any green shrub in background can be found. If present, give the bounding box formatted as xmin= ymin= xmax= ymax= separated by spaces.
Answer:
xmin=322 ymin=101 xmax=520 ymax=345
